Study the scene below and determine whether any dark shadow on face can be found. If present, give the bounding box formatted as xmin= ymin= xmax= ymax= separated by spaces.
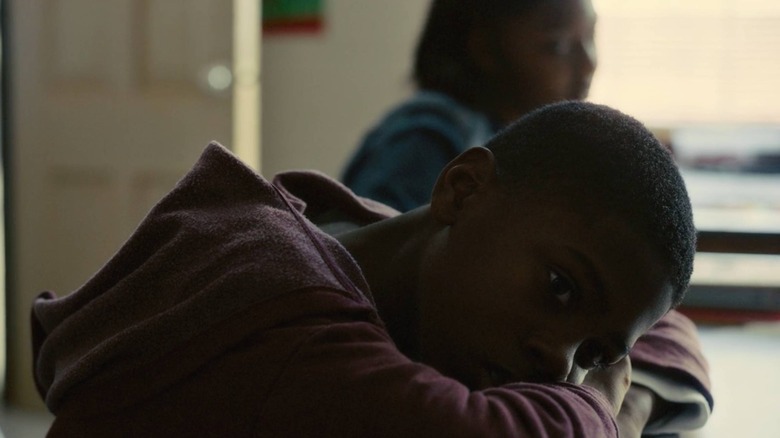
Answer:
xmin=417 ymin=182 xmax=674 ymax=389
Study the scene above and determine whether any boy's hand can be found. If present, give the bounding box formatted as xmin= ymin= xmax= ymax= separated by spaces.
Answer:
xmin=614 ymin=384 xmax=655 ymax=438
xmin=582 ymin=356 xmax=632 ymax=416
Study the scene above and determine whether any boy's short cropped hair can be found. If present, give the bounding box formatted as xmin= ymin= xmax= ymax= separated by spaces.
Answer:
xmin=485 ymin=101 xmax=696 ymax=304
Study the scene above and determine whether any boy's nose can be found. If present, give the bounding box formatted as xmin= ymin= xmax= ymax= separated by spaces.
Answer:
xmin=575 ymin=40 xmax=598 ymax=78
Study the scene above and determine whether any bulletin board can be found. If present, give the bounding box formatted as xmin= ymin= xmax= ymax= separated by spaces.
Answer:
xmin=263 ymin=0 xmax=325 ymax=35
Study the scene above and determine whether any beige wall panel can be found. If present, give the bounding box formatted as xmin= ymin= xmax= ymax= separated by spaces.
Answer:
xmin=43 ymin=169 xmax=121 ymax=294
xmin=140 ymin=0 xmax=233 ymax=93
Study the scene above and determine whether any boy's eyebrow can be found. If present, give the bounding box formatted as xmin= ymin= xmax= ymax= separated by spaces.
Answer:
xmin=563 ymin=246 xmax=610 ymax=311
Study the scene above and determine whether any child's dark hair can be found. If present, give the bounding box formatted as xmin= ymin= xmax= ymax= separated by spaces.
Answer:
xmin=413 ymin=0 xmax=544 ymax=108
xmin=485 ymin=101 xmax=696 ymax=306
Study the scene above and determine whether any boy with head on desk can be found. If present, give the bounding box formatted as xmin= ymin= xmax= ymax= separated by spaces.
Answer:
xmin=32 ymin=102 xmax=711 ymax=437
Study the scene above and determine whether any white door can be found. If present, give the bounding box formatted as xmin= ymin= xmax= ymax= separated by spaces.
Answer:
xmin=6 ymin=0 xmax=258 ymax=409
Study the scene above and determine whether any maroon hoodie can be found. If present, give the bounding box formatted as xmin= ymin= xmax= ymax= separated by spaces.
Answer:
xmin=31 ymin=143 xmax=710 ymax=437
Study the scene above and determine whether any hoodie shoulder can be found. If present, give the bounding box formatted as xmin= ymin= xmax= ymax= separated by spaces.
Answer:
xmin=32 ymin=142 xmax=373 ymax=413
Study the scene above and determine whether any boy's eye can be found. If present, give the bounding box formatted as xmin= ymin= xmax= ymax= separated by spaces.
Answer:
xmin=546 ymin=39 xmax=572 ymax=56
xmin=549 ymin=270 xmax=577 ymax=305
xmin=544 ymin=36 xmax=595 ymax=58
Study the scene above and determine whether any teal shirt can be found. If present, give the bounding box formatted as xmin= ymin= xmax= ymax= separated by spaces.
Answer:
xmin=341 ymin=91 xmax=497 ymax=212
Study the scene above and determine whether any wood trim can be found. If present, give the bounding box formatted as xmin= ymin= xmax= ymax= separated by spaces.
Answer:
xmin=697 ymin=230 xmax=780 ymax=255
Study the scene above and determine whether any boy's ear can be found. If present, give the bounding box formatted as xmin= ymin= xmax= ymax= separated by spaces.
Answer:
xmin=430 ymin=147 xmax=497 ymax=225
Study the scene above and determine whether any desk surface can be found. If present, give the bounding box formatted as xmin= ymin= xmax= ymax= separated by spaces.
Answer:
xmin=680 ymin=322 xmax=780 ymax=438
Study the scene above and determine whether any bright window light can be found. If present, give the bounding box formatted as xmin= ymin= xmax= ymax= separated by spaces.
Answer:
xmin=590 ymin=0 xmax=780 ymax=125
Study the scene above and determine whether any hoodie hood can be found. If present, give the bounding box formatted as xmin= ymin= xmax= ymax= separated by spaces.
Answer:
xmin=31 ymin=142 xmax=376 ymax=414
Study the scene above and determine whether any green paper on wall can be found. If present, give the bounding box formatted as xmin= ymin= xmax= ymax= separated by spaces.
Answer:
xmin=263 ymin=0 xmax=324 ymax=34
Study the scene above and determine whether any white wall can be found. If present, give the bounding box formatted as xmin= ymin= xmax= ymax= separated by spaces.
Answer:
xmin=262 ymin=1 xmax=430 ymax=179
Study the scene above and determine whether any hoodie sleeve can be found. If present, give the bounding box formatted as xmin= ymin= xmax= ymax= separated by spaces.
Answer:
xmin=258 ymin=292 xmax=618 ymax=438
xmin=630 ymin=309 xmax=713 ymax=434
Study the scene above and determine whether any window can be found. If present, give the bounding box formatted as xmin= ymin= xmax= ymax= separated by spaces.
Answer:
xmin=590 ymin=0 xmax=780 ymax=125
xmin=590 ymin=0 xmax=780 ymax=318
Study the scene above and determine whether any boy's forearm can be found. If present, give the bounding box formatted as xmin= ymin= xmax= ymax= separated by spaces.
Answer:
xmin=630 ymin=310 xmax=711 ymax=395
